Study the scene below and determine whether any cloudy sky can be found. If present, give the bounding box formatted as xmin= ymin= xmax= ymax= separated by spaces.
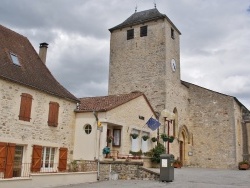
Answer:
xmin=1 ymin=0 xmax=250 ymax=109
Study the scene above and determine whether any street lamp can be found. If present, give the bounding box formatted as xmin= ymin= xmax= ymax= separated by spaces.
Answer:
xmin=161 ymin=110 xmax=175 ymax=154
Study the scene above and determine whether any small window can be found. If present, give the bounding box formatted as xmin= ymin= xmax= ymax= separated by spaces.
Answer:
xmin=140 ymin=26 xmax=147 ymax=37
xmin=113 ymin=129 xmax=121 ymax=147
xmin=171 ymin=28 xmax=175 ymax=39
xmin=84 ymin=124 xmax=92 ymax=134
xmin=127 ymin=29 xmax=134 ymax=40
xmin=41 ymin=147 xmax=55 ymax=170
xmin=48 ymin=102 xmax=59 ymax=127
xmin=19 ymin=93 xmax=33 ymax=122
xmin=10 ymin=53 xmax=20 ymax=66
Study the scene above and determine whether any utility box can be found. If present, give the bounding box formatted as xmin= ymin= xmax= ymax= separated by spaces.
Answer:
xmin=160 ymin=154 xmax=174 ymax=182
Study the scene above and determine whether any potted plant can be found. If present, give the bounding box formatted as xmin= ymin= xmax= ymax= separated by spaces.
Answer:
xmin=168 ymin=136 xmax=175 ymax=143
xmin=173 ymin=158 xmax=182 ymax=168
xmin=151 ymin=137 xmax=158 ymax=142
xmin=129 ymin=150 xmax=142 ymax=159
xmin=130 ymin=133 xmax=139 ymax=139
xmin=238 ymin=160 xmax=250 ymax=170
xmin=142 ymin=135 xmax=149 ymax=141
xmin=107 ymin=135 xmax=113 ymax=143
xmin=160 ymin=133 xmax=169 ymax=142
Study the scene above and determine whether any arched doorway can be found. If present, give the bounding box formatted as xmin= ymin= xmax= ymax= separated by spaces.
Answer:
xmin=178 ymin=125 xmax=190 ymax=165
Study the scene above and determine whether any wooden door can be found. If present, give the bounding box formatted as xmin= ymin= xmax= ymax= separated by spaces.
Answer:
xmin=179 ymin=141 xmax=183 ymax=163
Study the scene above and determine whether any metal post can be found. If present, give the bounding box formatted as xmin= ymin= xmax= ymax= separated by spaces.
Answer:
xmin=167 ymin=120 xmax=170 ymax=154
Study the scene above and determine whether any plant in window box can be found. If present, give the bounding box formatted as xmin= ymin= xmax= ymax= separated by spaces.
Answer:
xmin=129 ymin=150 xmax=142 ymax=159
xmin=160 ymin=133 xmax=169 ymax=142
xmin=142 ymin=135 xmax=149 ymax=141
xmin=238 ymin=160 xmax=250 ymax=170
xmin=151 ymin=137 xmax=158 ymax=142
xmin=107 ymin=135 xmax=113 ymax=143
xmin=130 ymin=133 xmax=139 ymax=139
xmin=168 ymin=136 xmax=175 ymax=143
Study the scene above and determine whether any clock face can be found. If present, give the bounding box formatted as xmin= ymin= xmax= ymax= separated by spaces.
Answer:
xmin=171 ymin=59 xmax=176 ymax=72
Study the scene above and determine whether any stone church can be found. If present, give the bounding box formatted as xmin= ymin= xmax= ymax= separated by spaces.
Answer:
xmin=108 ymin=8 xmax=250 ymax=169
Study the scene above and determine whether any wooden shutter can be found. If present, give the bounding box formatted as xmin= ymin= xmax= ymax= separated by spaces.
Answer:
xmin=58 ymin=148 xmax=67 ymax=172
xmin=31 ymin=145 xmax=42 ymax=172
xmin=48 ymin=102 xmax=59 ymax=127
xmin=19 ymin=93 xmax=32 ymax=121
xmin=0 ymin=142 xmax=7 ymax=172
xmin=4 ymin=143 xmax=16 ymax=178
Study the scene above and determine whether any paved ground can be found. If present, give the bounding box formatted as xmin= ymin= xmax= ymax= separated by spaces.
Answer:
xmin=52 ymin=168 xmax=250 ymax=188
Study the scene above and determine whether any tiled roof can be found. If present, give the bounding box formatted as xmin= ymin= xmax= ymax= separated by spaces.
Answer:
xmin=78 ymin=91 xmax=154 ymax=112
xmin=109 ymin=8 xmax=181 ymax=34
xmin=0 ymin=24 xmax=78 ymax=102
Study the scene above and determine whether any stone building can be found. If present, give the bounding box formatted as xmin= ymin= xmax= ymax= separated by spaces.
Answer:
xmin=108 ymin=8 xmax=250 ymax=169
xmin=74 ymin=92 xmax=157 ymax=161
xmin=0 ymin=24 xmax=96 ymax=186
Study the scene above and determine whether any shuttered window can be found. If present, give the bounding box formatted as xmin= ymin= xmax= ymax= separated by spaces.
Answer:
xmin=19 ymin=93 xmax=33 ymax=121
xmin=48 ymin=102 xmax=59 ymax=127
xmin=31 ymin=145 xmax=42 ymax=172
xmin=0 ymin=142 xmax=16 ymax=178
xmin=140 ymin=25 xmax=147 ymax=37
xmin=58 ymin=148 xmax=67 ymax=172
xmin=127 ymin=29 xmax=134 ymax=40
xmin=4 ymin=143 xmax=16 ymax=178
xmin=0 ymin=142 xmax=7 ymax=173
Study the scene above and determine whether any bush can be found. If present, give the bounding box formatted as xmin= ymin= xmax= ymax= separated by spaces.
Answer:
xmin=147 ymin=143 xmax=166 ymax=163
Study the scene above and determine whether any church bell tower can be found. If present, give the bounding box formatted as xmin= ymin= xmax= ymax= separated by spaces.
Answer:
xmin=108 ymin=8 xmax=181 ymax=113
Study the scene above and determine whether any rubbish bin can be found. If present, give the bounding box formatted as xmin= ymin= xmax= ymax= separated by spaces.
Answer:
xmin=160 ymin=154 xmax=174 ymax=182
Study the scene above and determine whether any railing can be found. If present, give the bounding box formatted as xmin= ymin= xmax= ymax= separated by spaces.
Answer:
xmin=0 ymin=161 xmax=97 ymax=180
xmin=0 ymin=163 xmax=31 ymax=179
xmin=104 ymin=150 xmax=142 ymax=160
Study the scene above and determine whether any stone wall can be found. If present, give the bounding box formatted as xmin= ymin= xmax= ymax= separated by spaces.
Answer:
xmin=99 ymin=161 xmax=159 ymax=181
xmin=187 ymin=83 xmax=238 ymax=168
xmin=0 ymin=79 xmax=76 ymax=162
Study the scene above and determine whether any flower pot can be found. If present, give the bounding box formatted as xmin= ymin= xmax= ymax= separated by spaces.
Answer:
xmin=162 ymin=137 xmax=168 ymax=142
xmin=239 ymin=164 xmax=249 ymax=170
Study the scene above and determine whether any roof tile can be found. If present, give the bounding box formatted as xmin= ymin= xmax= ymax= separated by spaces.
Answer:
xmin=0 ymin=24 xmax=78 ymax=102
xmin=78 ymin=92 xmax=145 ymax=112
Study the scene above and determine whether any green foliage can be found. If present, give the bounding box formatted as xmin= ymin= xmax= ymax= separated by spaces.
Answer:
xmin=147 ymin=143 xmax=166 ymax=163
xmin=160 ymin=133 xmax=168 ymax=142
xmin=142 ymin=135 xmax=149 ymax=141
xmin=130 ymin=133 xmax=139 ymax=139
xmin=238 ymin=160 xmax=249 ymax=165
xmin=129 ymin=149 xmax=142 ymax=156
xmin=151 ymin=137 xmax=158 ymax=142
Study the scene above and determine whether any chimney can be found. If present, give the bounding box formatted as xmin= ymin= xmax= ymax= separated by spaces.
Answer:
xmin=39 ymin=42 xmax=49 ymax=64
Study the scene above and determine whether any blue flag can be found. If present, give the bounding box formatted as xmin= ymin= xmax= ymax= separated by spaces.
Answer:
xmin=146 ymin=117 xmax=160 ymax=131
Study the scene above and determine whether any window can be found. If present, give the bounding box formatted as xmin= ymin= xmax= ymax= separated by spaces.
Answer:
xmin=0 ymin=143 xmax=15 ymax=178
xmin=19 ymin=93 xmax=33 ymax=122
xmin=113 ymin=129 xmax=121 ymax=147
xmin=48 ymin=102 xmax=59 ymax=127
xmin=41 ymin=147 xmax=55 ymax=170
xmin=171 ymin=28 xmax=175 ymax=39
xmin=141 ymin=133 xmax=149 ymax=153
xmin=10 ymin=53 xmax=20 ymax=66
xmin=127 ymin=29 xmax=134 ymax=40
xmin=131 ymin=130 xmax=140 ymax=152
xmin=140 ymin=26 xmax=147 ymax=37
xmin=13 ymin=146 xmax=24 ymax=177
xmin=31 ymin=146 xmax=67 ymax=173
xmin=84 ymin=124 xmax=92 ymax=134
